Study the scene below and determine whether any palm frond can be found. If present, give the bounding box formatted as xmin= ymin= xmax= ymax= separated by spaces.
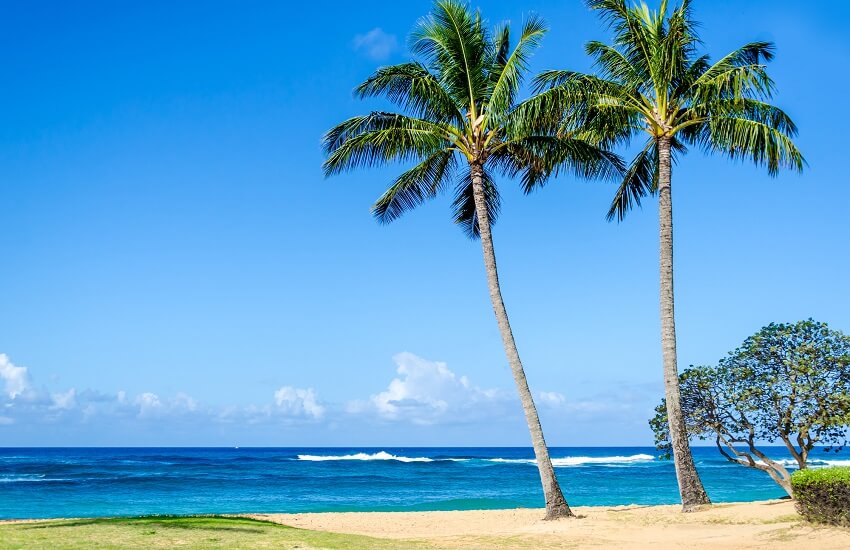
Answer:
xmin=586 ymin=40 xmax=647 ymax=89
xmin=703 ymin=115 xmax=805 ymax=175
xmin=491 ymin=23 xmax=511 ymax=70
xmin=411 ymin=0 xmax=489 ymax=116
xmin=586 ymin=0 xmax=656 ymax=90
xmin=680 ymin=98 xmax=797 ymax=137
xmin=372 ymin=150 xmax=458 ymax=223
xmin=487 ymin=15 xmax=547 ymax=122
xmin=355 ymin=63 xmax=465 ymax=126
xmin=569 ymin=0 xmax=804 ymax=225
xmin=322 ymin=113 xmax=451 ymax=176
xmin=490 ymin=136 xmax=624 ymax=193
xmin=689 ymin=42 xmax=776 ymax=101
xmin=606 ymin=140 xmax=658 ymax=222
xmin=452 ymin=167 xmax=500 ymax=239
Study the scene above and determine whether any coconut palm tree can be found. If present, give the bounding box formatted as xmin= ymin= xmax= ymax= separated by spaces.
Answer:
xmin=323 ymin=0 xmax=620 ymax=519
xmin=531 ymin=0 xmax=804 ymax=510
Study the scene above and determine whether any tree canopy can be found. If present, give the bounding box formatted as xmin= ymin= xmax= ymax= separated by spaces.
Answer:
xmin=322 ymin=0 xmax=621 ymax=238
xmin=651 ymin=320 xmax=850 ymax=495
xmin=528 ymin=0 xmax=805 ymax=221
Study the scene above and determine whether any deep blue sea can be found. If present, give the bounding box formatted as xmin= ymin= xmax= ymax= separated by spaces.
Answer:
xmin=1 ymin=447 xmax=847 ymax=519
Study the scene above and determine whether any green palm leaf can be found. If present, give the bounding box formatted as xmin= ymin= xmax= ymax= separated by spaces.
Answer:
xmin=487 ymin=15 xmax=547 ymax=124
xmin=451 ymin=167 xmax=500 ymax=238
xmin=355 ymin=63 xmax=465 ymax=126
xmin=372 ymin=150 xmax=457 ymax=224
xmin=322 ymin=113 xmax=451 ymax=176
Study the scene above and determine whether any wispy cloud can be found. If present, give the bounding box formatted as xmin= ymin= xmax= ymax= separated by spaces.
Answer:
xmin=353 ymin=28 xmax=398 ymax=61
xmin=50 ymin=388 xmax=77 ymax=411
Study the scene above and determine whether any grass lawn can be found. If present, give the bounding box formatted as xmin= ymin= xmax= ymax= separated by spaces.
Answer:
xmin=0 ymin=515 xmax=423 ymax=549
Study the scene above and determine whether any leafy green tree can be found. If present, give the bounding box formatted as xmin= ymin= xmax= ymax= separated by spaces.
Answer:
xmin=322 ymin=0 xmax=619 ymax=519
xmin=651 ymin=320 xmax=850 ymax=496
xmin=531 ymin=0 xmax=804 ymax=510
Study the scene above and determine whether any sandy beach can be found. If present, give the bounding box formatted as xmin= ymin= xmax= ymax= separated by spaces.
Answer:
xmin=252 ymin=500 xmax=850 ymax=549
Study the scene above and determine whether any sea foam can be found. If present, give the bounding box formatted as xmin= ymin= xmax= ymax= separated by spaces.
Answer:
xmin=809 ymin=459 xmax=850 ymax=467
xmin=297 ymin=451 xmax=434 ymax=463
xmin=486 ymin=454 xmax=655 ymax=467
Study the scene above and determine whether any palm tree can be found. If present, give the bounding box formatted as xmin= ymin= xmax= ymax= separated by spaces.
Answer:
xmin=531 ymin=0 xmax=804 ymax=511
xmin=323 ymin=0 xmax=620 ymax=520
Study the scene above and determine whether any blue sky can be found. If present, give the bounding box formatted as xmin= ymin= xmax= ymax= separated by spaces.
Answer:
xmin=1 ymin=0 xmax=848 ymax=446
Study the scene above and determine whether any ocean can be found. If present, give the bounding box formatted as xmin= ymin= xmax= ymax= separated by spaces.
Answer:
xmin=1 ymin=447 xmax=846 ymax=519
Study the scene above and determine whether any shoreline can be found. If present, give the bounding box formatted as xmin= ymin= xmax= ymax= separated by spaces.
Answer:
xmin=4 ymin=500 xmax=850 ymax=548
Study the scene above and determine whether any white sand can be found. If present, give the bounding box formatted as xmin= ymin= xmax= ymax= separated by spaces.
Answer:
xmin=253 ymin=500 xmax=850 ymax=549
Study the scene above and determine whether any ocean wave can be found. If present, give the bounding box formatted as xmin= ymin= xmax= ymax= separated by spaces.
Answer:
xmin=741 ymin=458 xmax=849 ymax=468
xmin=0 ymin=474 xmax=74 ymax=483
xmin=726 ymin=457 xmax=850 ymax=469
xmin=486 ymin=454 xmax=656 ymax=467
xmin=808 ymin=459 xmax=850 ymax=467
xmin=747 ymin=459 xmax=801 ymax=467
xmin=297 ymin=451 xmax=434 ymax=463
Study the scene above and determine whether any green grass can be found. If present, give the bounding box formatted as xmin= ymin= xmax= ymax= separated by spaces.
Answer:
xmin=0 ymin=515 xmax=427 ymax=549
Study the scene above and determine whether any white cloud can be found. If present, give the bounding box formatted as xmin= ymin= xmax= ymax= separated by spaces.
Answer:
xmin=3 ymin=350 xmax=646 ymax=442
xmin=274 ymin=386 xmax=324 ymax=419
xmin=174 ymin=392 xmax=198 ymax=412
xmin=350 ymin=352 xmax=510 ymax=425
xmin=135 ymin=392 xmax=163 ymax=417
xmin=353 ymin=28 xmax=398 ymax=61
xmin=538 ymin=391 xmax=566 ymax=407
xmin=50 ymin=388 xmax=77 ymax=411
xmin=536 ymin=384 xmax=659 ymax=419
xmin=0 ymin=354 xmax=30 ymax=399
xmin=0 ymin=352 xmax=328 ymax=436
xmin=134 ymin=391 xmax=198 ymax=419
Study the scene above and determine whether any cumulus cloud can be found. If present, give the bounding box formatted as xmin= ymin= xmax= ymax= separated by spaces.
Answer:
xmin=353 ymin=28 xmax=398 ymax=61
xmin=1 ymin=350 xmax=642 ymax=442
xmin=274 ymin=386 xmax=324 ymax=419
xmin=0 ymin=352 xmax=322 ymax=430
xmin=0 ymin=354 xmax=30 ymax=399
xmin=349 ymin=352 xmax=511 ymax=425
xmin=538 ymin=391 xmax=566 ymax=407
xmin=133 ymin=392 xmax=198 ymax=418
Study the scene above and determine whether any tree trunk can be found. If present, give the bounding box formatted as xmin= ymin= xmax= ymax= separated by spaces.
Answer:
xmin=657 ymin=136 xmax=711 ymax=512
xmin=469 ymin=162 xmax=572 ymax=520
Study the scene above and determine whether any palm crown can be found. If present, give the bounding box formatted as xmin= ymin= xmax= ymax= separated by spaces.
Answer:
xmin=322 ymin=0 xmax=619 ymax=237
xmin=531 ymin=0 xmax=805 ymax=221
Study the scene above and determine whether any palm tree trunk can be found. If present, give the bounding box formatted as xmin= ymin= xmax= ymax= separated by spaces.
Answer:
xmin=657 ymin=136 xmax=711 ymax=511
xmin=470 ymin=162 xmax=572 ymax=520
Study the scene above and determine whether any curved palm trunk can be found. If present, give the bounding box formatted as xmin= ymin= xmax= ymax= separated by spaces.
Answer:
xmin=657 ymin=136 xmax=711 ymax=511
xmin=470 ymin=162 xmax=572 ymax=520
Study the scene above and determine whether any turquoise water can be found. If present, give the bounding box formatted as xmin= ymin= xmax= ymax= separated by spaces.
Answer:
xmin=1 ymin=447 xmax=845 ymax=519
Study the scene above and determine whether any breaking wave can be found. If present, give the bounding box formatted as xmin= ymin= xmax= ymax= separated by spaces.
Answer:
xmin=296 ymin=452 xmax=658 ymax=466
xmin=487 ymin=454 xmax=656 ymax=467
xmin=297 ymin=451 xmax=434 ymax=463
